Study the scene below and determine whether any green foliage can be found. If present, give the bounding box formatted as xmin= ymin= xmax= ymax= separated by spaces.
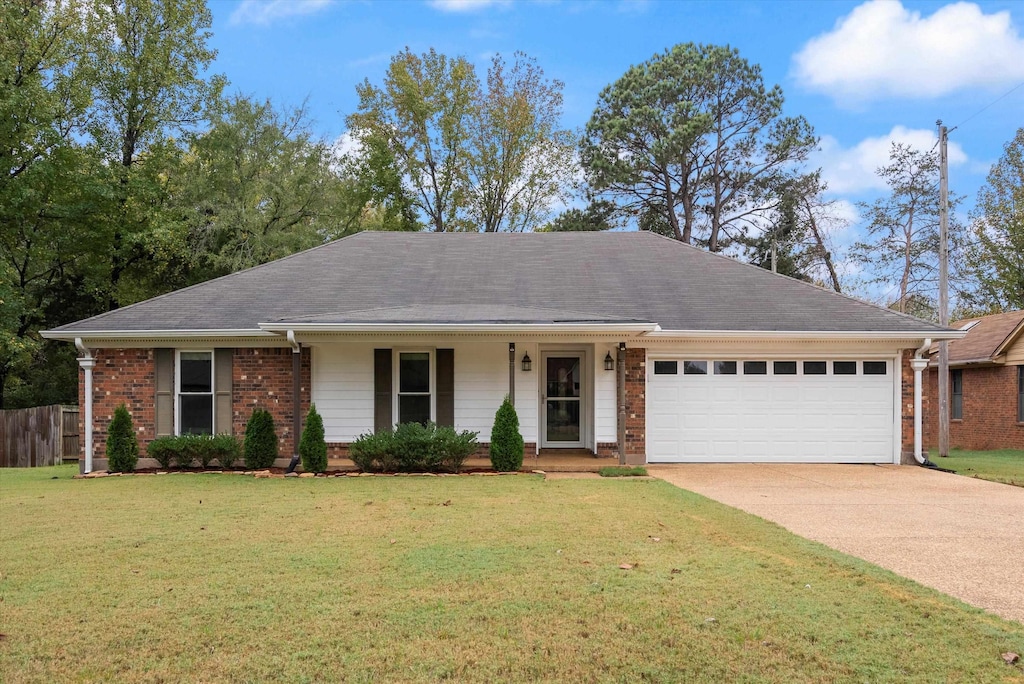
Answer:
xmin=580 ymin=42 xmax=816 ymax=250
xmin=349 ymin=423 xmax=478 ymax=473
xmin=300 ymin=404 xmax=328 ymax=473
xmin=489 ymin=397 xmax=524 ymax=472
xmin=146 ymin=434 xmax=240 ymax=470
xmin=106 ymin=404 xmax=138 ymax=472
xmin=243 ymin=409 xmax=278 ymax=469
xmin=961 ymin=127 xmax=1024 ymax=313
xmin=598 ymin=466 xmax=649 ymax=477
xmin=541 ymin=200 xmax=620 ymax=232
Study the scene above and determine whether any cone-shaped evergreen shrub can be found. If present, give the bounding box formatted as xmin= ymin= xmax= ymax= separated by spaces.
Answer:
xmin=243 ymin=408 xmax=278 ymax=469
xmin=300 ymin=404 xmax=328 ymax=473
xmin=489 ymin=396 xmax=524 ymax=472
xmin=106 ymin=403 xmax=138 ymax=472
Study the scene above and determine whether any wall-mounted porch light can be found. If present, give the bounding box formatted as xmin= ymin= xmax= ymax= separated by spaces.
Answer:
xmin=604 ymin=351 xmax=615 ymax=371
xmin=521 ymin=353 xmax=532 ymax=372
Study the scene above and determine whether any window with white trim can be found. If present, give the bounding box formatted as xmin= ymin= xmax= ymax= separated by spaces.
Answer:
xmin=178 ymin=351 xmax=214 ymax=435
xmin=398 ymin=352 xmax=432 ymax=425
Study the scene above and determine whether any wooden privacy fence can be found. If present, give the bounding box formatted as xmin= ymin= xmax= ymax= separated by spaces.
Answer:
xmin=0 ymin=405 xmax=80 ymax=468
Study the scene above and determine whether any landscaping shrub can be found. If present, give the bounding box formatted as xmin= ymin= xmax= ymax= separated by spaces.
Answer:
xmin=144 ymin=434 xmax=241 ymax=470
xmin=349 ymin=430 xmax=397 ymax=473
xmin=244 ymin=408 xmax=278 ymax=469
xmin=212 ymin=434 xmax=240 ymax=468
xmin=489 ymin=396 xmax=524 ymax=472
xmin=349 ymin=424 xmax=478 ymax=473
xmin=147 ymin=436 xmax=176 ymax=470
xmin=106 ymin=404 xmax=138 ymax=472
xmin=300 ymin=404 xmax=328 ymax=473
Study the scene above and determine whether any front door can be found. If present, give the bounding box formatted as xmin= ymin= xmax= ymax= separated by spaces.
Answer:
xmin=542 ymin=353 xmax=584 ymax=448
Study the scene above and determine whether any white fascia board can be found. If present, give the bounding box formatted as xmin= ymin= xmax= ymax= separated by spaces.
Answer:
xmin=40 ymin=329 xmax=278 ymax=341
xmin=642 ymin=329 xmax=966 ymax=341
xmin=259 ymin=322 xmax=660 ymax=334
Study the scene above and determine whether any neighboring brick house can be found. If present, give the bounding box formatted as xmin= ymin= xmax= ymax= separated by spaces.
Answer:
xmin=43 ymin=232 xmax=960 ymax=472
xmin=924 ymin=310 xmax=1024 ymax=451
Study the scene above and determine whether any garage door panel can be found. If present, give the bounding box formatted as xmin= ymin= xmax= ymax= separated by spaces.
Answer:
xmin=647 ymin=357 xmax=895 ymax=464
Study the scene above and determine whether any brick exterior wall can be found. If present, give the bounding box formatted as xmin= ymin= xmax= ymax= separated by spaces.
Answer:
xmin=624 ymin=347 xmax=646 ymax=464
xmin=232 ymin=347 xmax=311 ymax=457
xmin=899 ymin=349 xmax=921 ymax=463
xmin=924 ymin=364 xmax=1024 ymax=451
xmin=80 ymin=348 xmax=156 ymax=458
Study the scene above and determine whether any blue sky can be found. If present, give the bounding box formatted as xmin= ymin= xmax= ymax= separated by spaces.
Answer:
xmin=206 ymin=0 xmax=1024 ymax=289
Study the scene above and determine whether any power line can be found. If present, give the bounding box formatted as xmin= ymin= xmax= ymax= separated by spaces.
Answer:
xmin=949 ymin=78 xmax=1024 ymax=133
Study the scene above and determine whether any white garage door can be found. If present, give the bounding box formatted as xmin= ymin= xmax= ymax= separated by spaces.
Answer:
xmin=647 ymin=359 xmax=896 ymax=463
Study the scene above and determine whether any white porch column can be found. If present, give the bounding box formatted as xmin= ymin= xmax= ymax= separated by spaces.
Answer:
xmin=76 ymin=338 xmax=95 ymax=474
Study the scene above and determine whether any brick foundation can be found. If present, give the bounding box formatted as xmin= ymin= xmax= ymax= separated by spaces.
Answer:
xmin=80 ymin=349 xmax=157 ymax=458
xmin=924 ymin=364 xmax=1024 ymax=451
xmin=232 ymin=347 xmax=311 ymax=457
xmin=624 ymin=347 xmax=646 ymax=464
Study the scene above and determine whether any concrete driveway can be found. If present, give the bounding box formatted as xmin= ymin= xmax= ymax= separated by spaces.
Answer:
xmin=648 ymin=464 xmax=1024 ymax=623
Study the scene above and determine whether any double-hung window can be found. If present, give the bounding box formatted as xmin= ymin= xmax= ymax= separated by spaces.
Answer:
xmin=397 ymin=352 xmax=432 ymax=425
xmin=178 ymin=351 xmax=214 ymax=434
xmin=951 ymin=369 xmax=963 ymax=420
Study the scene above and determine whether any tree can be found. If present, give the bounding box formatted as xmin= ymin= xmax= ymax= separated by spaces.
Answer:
xmin=348 ymin=48 xmax=477 ymax=232
xmin=86 ymin=0 xmax=224 ymax=307
xmin=961 ymin=128 xmax=1024 ymax=312
xmin=541 ymin=199 xmax=620 ymax=232
xmin=466 ymin=52 xmax=576 ymax=232
xmin=176 ymin=95 xmax=353 ymax=281
xmin=106 ymin=404 xmax=139 ymax=472
xmin=580 ymin=43 xmax=817 ymax=251
xmin=850 ymin=143 xmax=960 ymax=317
xmin=299 ymin=404 xmax=327 ymax=474
xmin=742 ymin=173 xmax=845 ymax=291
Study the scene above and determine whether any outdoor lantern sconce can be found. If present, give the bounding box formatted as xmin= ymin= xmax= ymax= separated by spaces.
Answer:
xmin=604 ymin=351 xmax=615 ymax=371
xmin=521 ymin=353 xmax=532 ymax=372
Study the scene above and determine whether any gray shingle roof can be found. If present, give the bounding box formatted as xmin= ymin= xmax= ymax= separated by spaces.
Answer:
xmin=48 ymin=231 xmax=952 ymax=335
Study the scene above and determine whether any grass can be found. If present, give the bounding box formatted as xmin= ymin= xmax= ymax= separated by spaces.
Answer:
xmin=931 ymin=449 xmax=1024 ymax=486
xmin=598 ymin=465 xmax=649 ymax=477
xmin=2 ymin=466 xmax=1023 ymax=683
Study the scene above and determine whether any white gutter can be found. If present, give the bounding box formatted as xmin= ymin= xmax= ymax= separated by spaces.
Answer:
xmin=643 ymin=329 xmax=966 ymax=341
xmin=75 ymin=338 xmax=95 ymax=474
xmin=260 ymin=322 xmax=660 ymax=334
xmin=911 ymin=338 xmax=933 ymax=466
xmin=40 ymin=329 xmax=278 ymax=341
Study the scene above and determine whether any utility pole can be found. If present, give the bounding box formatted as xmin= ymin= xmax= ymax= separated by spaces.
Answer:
xmin=937 ymin=121 xmax=950 ymax=459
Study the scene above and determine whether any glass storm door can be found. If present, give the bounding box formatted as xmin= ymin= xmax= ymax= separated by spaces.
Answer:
xmin=543 ymin=354 xmax=583 ymax=447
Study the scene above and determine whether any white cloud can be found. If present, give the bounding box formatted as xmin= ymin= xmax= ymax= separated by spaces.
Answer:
xmin=426 ymin=0 xmax=510 ymax=12
xmin=230 ymin=0 xmax=333 ymax=26
xmin=793 ymin=0 xmax=1024 ymax=101
xmin=815 ymin=125 xmax=967 ymax=194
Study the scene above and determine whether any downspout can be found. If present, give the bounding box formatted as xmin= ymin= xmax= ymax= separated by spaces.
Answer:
xmin=75 ymin=338 xmax=95 ymax=474
xmin=508 ymin=342 xmax=515 ymax=406
xmin=286 ymin=331 xmax=302 ymax=473
xmin=911 ymin=338 xmax=933 ymax=467
xmin=617 ymin=342 xmax=626 ymax=466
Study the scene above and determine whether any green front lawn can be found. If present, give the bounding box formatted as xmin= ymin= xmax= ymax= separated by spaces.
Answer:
xmin=932 ymin=449 xmax=1024 ymax=487
xmin=2 ymin=466 xmax=1022 ymax=682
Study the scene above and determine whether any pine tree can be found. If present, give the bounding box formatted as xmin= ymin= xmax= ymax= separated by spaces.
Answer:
xmin=106 ymin=404 xmax=138 ymax=472
xmin=300 ymin=404 xmax=328 ymax=473
xmin=489 ymin=396 xmax=524 ymax=472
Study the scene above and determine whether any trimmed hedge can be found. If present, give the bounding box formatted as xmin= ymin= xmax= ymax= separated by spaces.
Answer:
xmin=300 ymin=404 xmax=328 ymax=473
xmin=106 ymin=404 xmax=138 ymax=472
xmin=350 ymin=423 xmax=478 ymax=473
xmin=489 ymin=396 xmax=524 ymax=472
xmin=146 ymin=434 xmax=241 ymax=469
xmin=244 ymin=408 xmax=278 ymax=469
